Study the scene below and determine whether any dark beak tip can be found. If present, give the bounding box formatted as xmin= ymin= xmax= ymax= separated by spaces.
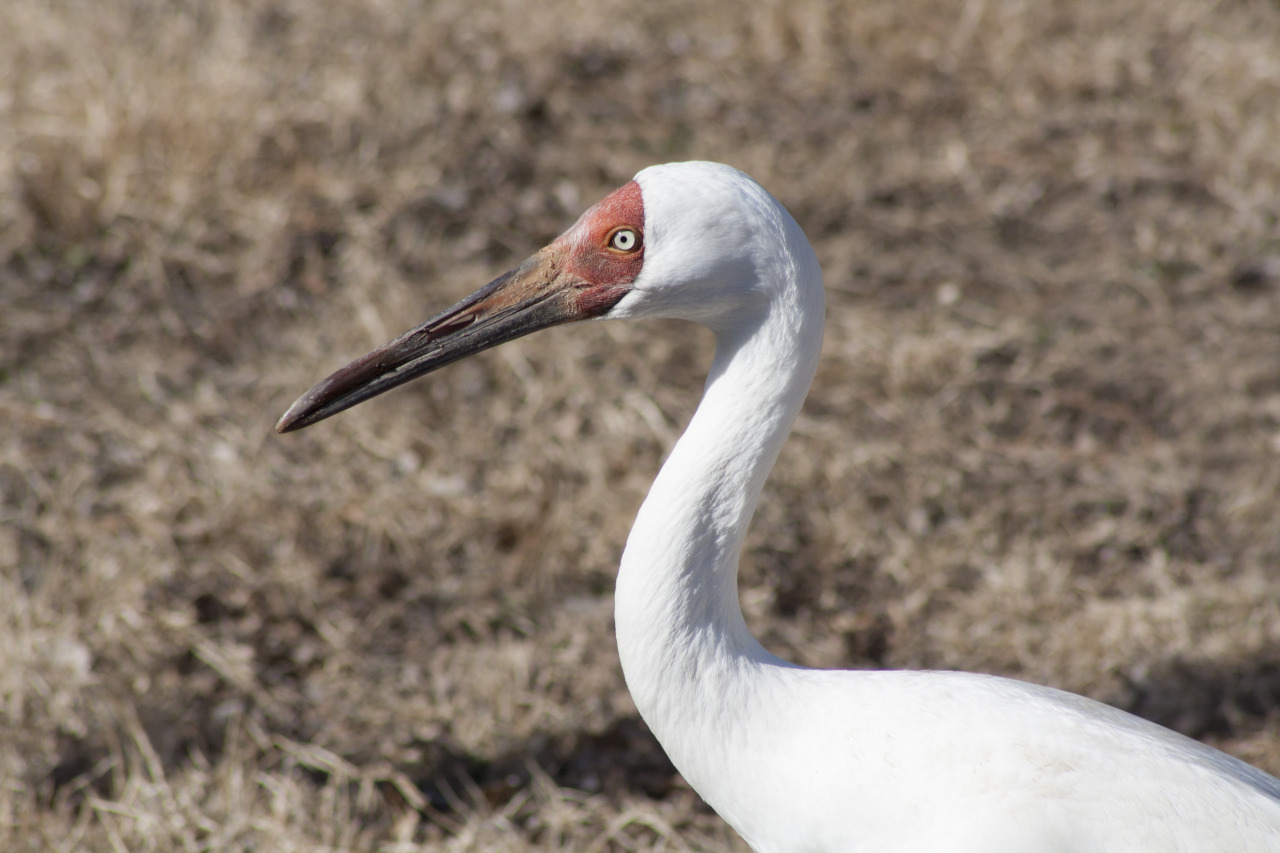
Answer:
xmin=275 ymin=393 xmax=317 ymax=434
xmin=274 ymin=408 xmax=299 ymax=434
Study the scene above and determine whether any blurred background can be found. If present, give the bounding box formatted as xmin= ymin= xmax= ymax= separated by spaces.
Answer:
xmin=3 ymin=0 xmax=1280 ymax=849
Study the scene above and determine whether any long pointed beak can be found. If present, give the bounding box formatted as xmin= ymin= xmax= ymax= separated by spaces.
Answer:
xmin=276 ymin=246 xmax=627 ymax=433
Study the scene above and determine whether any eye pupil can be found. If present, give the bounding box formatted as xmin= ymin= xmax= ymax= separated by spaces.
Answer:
xmin=610 ymin=229 xmax=638 ymax=251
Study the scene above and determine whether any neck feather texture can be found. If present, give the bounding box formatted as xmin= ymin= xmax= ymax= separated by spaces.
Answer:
xmin=613 ymin=265 xmax=823 ymax=787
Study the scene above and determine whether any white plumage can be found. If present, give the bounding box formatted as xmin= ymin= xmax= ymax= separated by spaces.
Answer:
xmin=280 ymin=161 xmax=1280 ymax=851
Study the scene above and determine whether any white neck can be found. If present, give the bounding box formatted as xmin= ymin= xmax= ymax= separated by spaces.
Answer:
xmin=613 ymin=262 xmax=824 ymax=796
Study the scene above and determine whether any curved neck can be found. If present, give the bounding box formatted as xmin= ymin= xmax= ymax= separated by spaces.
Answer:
xmin=614 ymin=276 xmax=823 ymax=776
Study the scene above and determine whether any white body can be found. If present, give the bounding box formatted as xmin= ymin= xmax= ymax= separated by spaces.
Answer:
xmin=608 ymin=163 xmax=1280 ymax=851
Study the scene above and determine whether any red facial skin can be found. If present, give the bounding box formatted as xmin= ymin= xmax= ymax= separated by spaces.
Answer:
xmin=555 ymin=180 xmax=645 ymax=317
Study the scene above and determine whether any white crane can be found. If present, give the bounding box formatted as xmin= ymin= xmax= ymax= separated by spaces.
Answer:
xmin=279 ymin=161 xmax=1280 ymax=851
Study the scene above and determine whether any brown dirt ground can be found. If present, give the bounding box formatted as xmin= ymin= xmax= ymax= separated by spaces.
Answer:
xmin=3 ymin=0 xmax=1280 ymax=849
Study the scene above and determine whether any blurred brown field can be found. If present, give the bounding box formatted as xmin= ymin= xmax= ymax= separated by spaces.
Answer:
xmin=3 ymin=0 xmax=1280 ymax=849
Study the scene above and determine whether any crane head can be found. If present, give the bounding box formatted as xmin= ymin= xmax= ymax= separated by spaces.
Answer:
xmin=276 ymin=161 xmax=819 ymax=433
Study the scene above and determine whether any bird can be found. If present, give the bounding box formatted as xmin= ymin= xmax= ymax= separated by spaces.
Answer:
xmin=278 ymin=161 xmax=1280 ymax=851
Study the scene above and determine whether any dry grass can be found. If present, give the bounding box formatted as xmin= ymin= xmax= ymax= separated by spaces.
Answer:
xmin=4 ymin=0 xmax=1280 ymax=848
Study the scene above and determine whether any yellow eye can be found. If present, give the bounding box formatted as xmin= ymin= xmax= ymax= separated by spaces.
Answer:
xmin=608 ymin=228 xmax=640 ymax=252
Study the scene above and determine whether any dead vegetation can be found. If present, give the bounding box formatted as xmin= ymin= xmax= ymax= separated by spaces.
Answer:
xmin=3 ymin=0 xmax=1280 ymax=849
